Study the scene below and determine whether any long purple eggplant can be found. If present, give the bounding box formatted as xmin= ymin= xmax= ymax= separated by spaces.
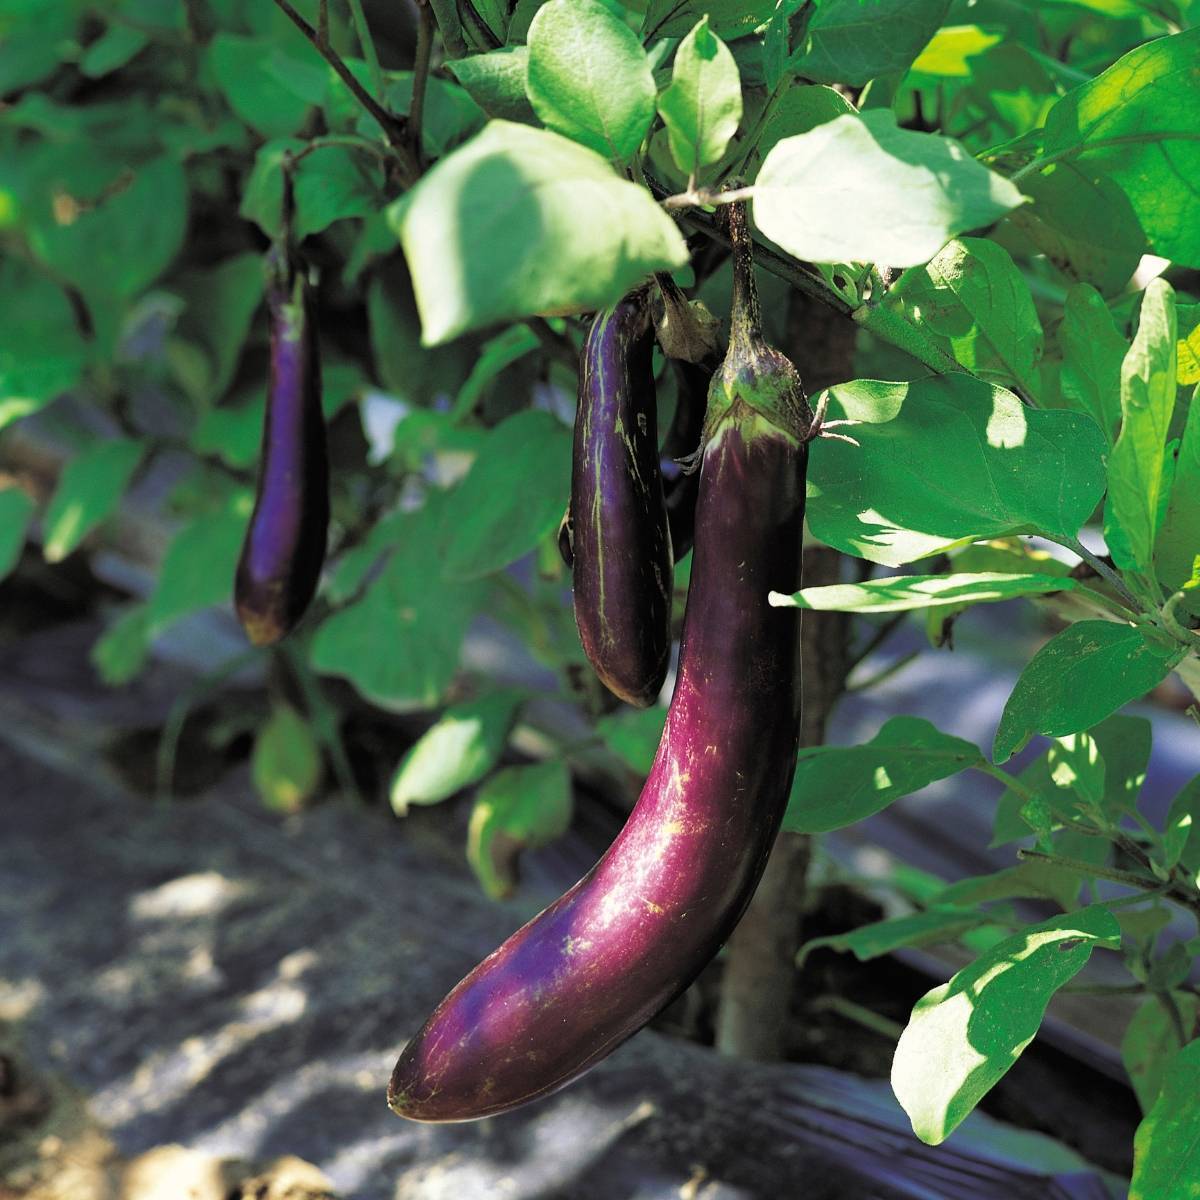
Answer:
xmin=387 ymin=202 xmax=817 ymax=1123
xmin=234 ymin=243 xmax=329 ymax=645
xmin=570 ymin=286 xmax=672 ymax=708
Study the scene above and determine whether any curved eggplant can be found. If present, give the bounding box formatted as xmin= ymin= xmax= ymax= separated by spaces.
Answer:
xmin=234 ymin=246 xmax=329 ymax=645
xmin=660 ymin=357 xmax=711 ymax=561
xmin=387 ymin=202 xmax=815 ymax=1123
xmin=570 ymin=287 xmax=672 ymax=708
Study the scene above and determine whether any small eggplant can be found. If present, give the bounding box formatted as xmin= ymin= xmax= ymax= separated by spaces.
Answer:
xmin=234 ymin=245 xmax=329 ymax=645
xmin=570 ymin=287 xmax=672 ymax=708
xmin=387 ymin=201 xmax=819 ymax=1123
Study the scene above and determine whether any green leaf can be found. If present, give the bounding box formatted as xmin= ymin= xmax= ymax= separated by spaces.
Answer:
xmin=790 ymin=0 xmax=953 ymax=87
xmin=1130 ymin=1038 xmax=1200 ymax=1199
xmin=90 ymin=604 xmax=152 ymax=687
xmin=208 ymin=33 xmax=324 ymax=138
xmin=1040 ymin=27 xmax=1200 ymax=267
xmin=1178 ymin=306 xmax=1200 ymax=386
xmin=752 ymin=83 xmax=854 ymax=168
xmin=439 ymin=409 xmax=572 ymax=580
xmin=1057 ymin=283 xmax=1128 ymax=441
xmin=1123 ymin=994 xmax=1198 ymax=1116
xmin=28 ymin=155 xmax=187 ymax=306
xmin=909 ymin=24 xmax=1002 ymax=77
xmin=467 ymin=760 xmax=572 ymax=899
xmin=1090 ymin=713 xmax=1151 ymax=818
xmin=784 ymin=716 xmax=981 ymax=834
xmin=1010 ymin=160 xmax=1145 ymax=297
xmin=0 ymin=261 xmax=89 ymax=430
xmin=168 ymin=254 xmax=264 ymax=405
xmin=0 ymin=486 xmax=34 ymax=581
xmin=378 ymin=72 xmax=486 ymax=157
xmin=309 ymin=499 xmax=485 ymax=710
xmin=892 ymin=906 xmax=1121 ymax=1145
xmin=1046 ymin=730 xmax=1104 ymax=810
xmin=1163 ymin=774 xmax=1200 ymax=873
xmin=805 ymin=376 xmax=1108 ymax=567
xmin=798 ymin=908 xmax=990 ymax=968
xmin=641 ymin=0 xmax=776 ymax=43
xmin=754 ymin=111 xmax=1025 ymax=269
xmin=147 ymin=499 xmax=251 ymax=635
xmin=596 ymin=705 xmax=667 ymax=775
xmin=392 ymin=121 xmax=687 ymax=345
xmin=446 ymin=47 xmax=536 ymax=122
xmin=657 ymin=18 xmax=742 ymax=178
xmin=771 ymin=571 xmax=1075 ymax=614
xmin=525 ymin=0 xmax=655 ymax=162
xmin=1156 ymin=384 xmax=1200 ymax=592
xmin=80 ymin=23 xmax=149 ymax=78
xmin=934 ymin=860 xmax=1080 ymax=911
xmin=42 ymin=439 xmax=143 ymax=563
xmin=251 ymin=703 xmax=322 ymax=812
xmin=390 ymin=691 xmax=524 ymax=814
xmin=886 ymin=238 xmax=1043 ymax=398
xmin=1105 ymin=278 xmax=1178 ymax=574
xmin=240 ymin=139 xmax=383 ymax=241
xmin=993 ymin=621 xmax=1184 ymax=764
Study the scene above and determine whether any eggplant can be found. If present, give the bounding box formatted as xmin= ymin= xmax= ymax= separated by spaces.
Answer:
xmin=387 ymin=201 xmax=817 ymax=1123
xmin=660 ymin=357 xmax=711 ymax=561
xmin=570 ymin=286 xmax=672 ymax=708
xmin=234 ymin=244 xmax=330 ymax=646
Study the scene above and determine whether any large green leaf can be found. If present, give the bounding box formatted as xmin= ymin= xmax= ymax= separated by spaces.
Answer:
xmin=1130 ymin=1038 xmax=1200 ymax=1199
xmin=790 ymin=0 xmax=952 ymax=86
xmin=147 ymin=499 xmax=251 ymax=635
xmin=526 ymin=0 xmax=655 ymax=163
xmin=42 ymin=439 xmax=144 ymax=563
xmin=754 ymin=111 xmax=1025 ymax=269
xmin=1040 ymin=27 xmax=1200 ymax=267
xmin=309 ymin=500 xmax=485 ymax=710
xmin=392 ymin=121 xmax=688 ymax=345
xmin=0 ymin=261 xmax=89 ymax=430
xmin=446 ymin=47 xmax=536 ymax=123
xmin=1057 ymin=283 xmax=1128 ymax=441
xmin=657 ymin=18 xmax=742 ymax=178
xmin=798 ymin=908 xmax=991 ymax=968
xmin=892 ymin=906 xmax=1121 ymax=1145
xmin=252 ymin=703 xmax=322 ymax=812
xmin=1122 ymin=993 xmax=1198 ymax=1116
xmin=751 ymin=83 xmax=853 ymax=168
xmin=885 ymin=238 xmax=1044 ymax=398
xmin=772 ymin=572 xmax=1077 ymax=614
xmin=208 ymin=33 xmax=325 ymax=138
xmin=168 ymin=254 xmax=264 ymax=405
xmin=439 ymin=409 xmax=572 ymax=580
xmin=390 ymin=691 xmax=524 ymax=814
xmin=467 ymin=760 xmax=573 ymax=899
xmin=805 ymin=376 xmax=1107 ymax=567
xmin=0 ymin=487 xmax=34 ymax=582
xmin=1104 ymin=278 xmax=1177 ymax=575
xmin=993 ymin=621 xmax=1184 ymax=764
xmin=1156 ymin=384 xmax=1200 ymax=593
xmin=784 ymin=716 xmax=981 ymax=834
xmin=641 ymin=0 xmax=776 ymax=42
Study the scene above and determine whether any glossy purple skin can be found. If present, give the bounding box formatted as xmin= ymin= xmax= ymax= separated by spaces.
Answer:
xmin=387 ymin=408 xmax=807 ymax=1123
xmin=571 ymin=292 xmax=673 ymax=708
xmin=234 ymin=266 xmax=329 ymax=646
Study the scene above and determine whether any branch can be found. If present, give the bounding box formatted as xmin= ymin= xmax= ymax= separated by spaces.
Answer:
xmin=269 ymin=0 xmax=418 ymax=184
xmin=409 ymin=0 xmax=435 ymax=166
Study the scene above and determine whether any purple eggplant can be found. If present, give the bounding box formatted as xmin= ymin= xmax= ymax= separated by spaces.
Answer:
xmin=387 ymin=202 xmax=817 ymax=1123
xmin=234 ymin=245 xmax=329 ymax=645
xmin=570 ymin=286 xmax=672 ymax=708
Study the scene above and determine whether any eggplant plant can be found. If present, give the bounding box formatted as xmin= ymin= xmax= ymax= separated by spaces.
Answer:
xmin=2 ymin=0 xmax=1200 ymax=1191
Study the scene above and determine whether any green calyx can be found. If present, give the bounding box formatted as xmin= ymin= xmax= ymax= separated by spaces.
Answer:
xmin=702 ymin=199 xmax=812 ymax=443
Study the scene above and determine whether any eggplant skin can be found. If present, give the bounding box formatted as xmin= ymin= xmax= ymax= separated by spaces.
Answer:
xmin=571 ymin=290 xmax=673 ymax=708
xmin=660 ymin=357 xmax=712 ymax=561
xmin=234 ymin=261 xmax=329 ymax=646
xmin=387 ymin=405 xmax=807 ymax=1123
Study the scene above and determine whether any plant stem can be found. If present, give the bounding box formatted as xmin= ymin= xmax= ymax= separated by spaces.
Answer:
xmin=346 ymin=0 xmax=386 ymax=104
xmin=846 ymin=649 xmax=920 ymax=693
xmin=973 ymin=759 xmax=1036 ymax=803
xmin=529 ymin=317 xmax=578 ymax=370
xmin=427 ymin=0 xmax=468 ymax=57
xmin=1056 ymin=536 xmax=1143 ymax=613
xmin=1017 ymin=848 xmax=1160 ymax=891
xmin=270 ymin=0 xmax=417 ymax=182
xmin=852 ymin=301 xmax=964 ymax=375
xmin=809 ymin=995 xmax=904 ymax=1040
xmin=409 ymin=0 xmax=435 ymax=166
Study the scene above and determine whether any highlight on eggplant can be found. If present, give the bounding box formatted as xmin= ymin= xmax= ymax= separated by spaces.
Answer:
xmin=386 ymin=201 xmax=823 ymax=1123
xmin=234 ymin=168 xmax=330 ymax=646
xmin=569 ymin=284 xmax=672 ymax=708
